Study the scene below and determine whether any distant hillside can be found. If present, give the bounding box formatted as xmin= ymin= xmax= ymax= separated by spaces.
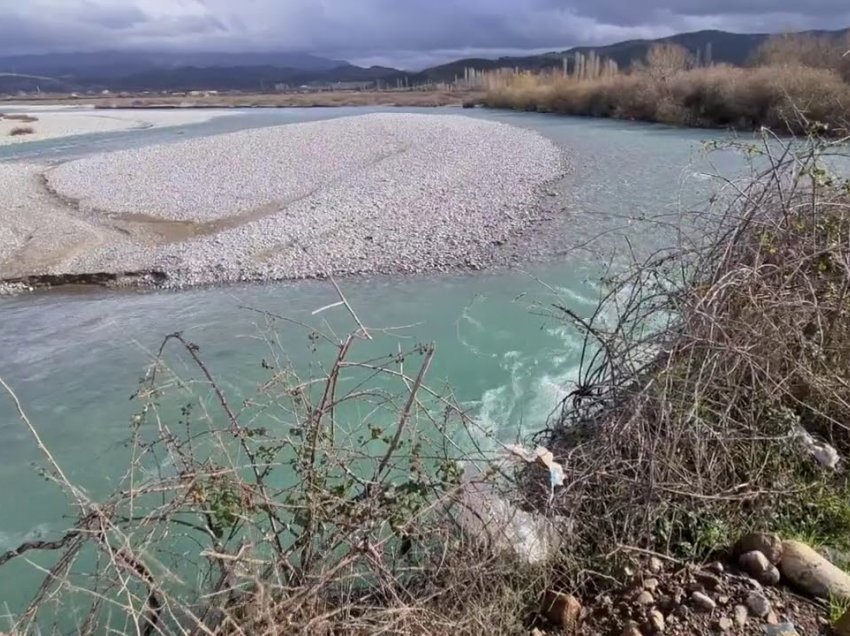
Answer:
xmin=0 ymin=50 xmax=359 ymax=93
xmin=415 ymin=27 xmax=850 ymax=82
xmin=2 ymin=26 xmax=849 ymax=94
xmin=0 ymin=50 xmax=349 ymax=76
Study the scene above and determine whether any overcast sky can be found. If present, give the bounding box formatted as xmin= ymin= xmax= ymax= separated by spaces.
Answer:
xmin=1 ymin=0 xmax=848 ymax=69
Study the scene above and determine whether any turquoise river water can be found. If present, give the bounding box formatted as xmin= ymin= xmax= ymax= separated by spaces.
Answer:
xmin=0 ymin=106 xmax=748 ymax=614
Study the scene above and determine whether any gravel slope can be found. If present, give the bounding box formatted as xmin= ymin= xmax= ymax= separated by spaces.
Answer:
xmin=17 ymin=113 xmax=566 ymax=287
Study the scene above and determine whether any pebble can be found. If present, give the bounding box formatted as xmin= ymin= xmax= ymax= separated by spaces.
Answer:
xmin=692 ymin=591 xmax=716 ymax=611
xmin=765 ymin=623 xmax=799 ymax=636
xmin=37 ymin=113 xmax=566 ymax=287
xmin=715 ymin=616 xmax=733 ymax=632
xmin=745 ymin=591 xmax=771 ymax=618
xmin=734 ymin=604 xmax=748 ymax=627
xmin=706 ymin=561 xmax=724 ymax=574
xmin=647 ymin=609 xmax=665 ymax=633
xmin=622 ymin=621 xmax=643 ymax=636
xmin=695 ymin=571 xmax=723 ymax=590
xmin=636 ymin=591 xmax=655 ymax=605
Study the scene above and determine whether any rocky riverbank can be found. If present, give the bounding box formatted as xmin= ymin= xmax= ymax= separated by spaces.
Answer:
xmin=1 ymin=113 xmax=566 ymax=292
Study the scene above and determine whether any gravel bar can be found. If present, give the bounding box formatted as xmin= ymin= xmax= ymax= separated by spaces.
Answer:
xmin=31 ymin=113 xmax=566 ymax=287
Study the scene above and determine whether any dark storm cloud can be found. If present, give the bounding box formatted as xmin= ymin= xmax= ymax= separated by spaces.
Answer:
xmin=1 ymin=0 xmax=848 ymax=66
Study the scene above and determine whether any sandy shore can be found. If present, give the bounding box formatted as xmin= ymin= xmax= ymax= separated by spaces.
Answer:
xmin=1 ymin=113 xmax=566 ymax=291
xmin=0 ymin=108 xmax=229 ymax=146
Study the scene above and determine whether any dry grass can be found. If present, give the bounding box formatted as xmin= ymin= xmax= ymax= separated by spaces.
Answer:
xmin=485 ymin=64 xmax=850 ymax=134
xmin=1 ymin=90 xmax=483 ymax=110
xmin=484 ymin=32 xmax=850 ymax=134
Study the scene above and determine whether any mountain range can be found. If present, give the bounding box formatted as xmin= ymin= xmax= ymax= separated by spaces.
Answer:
xmin=1 ymin=27 xmax=848 ymax=94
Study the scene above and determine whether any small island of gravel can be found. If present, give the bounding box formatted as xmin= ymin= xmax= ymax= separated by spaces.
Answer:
xmin=1 ymin=113 xmax=566 ymax=290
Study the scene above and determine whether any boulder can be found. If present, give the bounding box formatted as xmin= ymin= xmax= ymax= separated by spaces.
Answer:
xmin=454 ymin=466 xmax=563 ymax=564
xmin=734 ymin=533 xmax=783 ymax=565
xmin=779 ymin=540 xmax=850 ymax=600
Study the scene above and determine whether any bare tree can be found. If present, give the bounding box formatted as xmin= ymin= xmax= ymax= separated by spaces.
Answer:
xmin=645 ymin=43 xmax=692 ymax=81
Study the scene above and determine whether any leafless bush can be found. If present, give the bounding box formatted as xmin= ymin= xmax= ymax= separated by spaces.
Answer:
xmin=2 ymin=114 xmax=39 ymax=123
xmin=484 ymin=34 xmax=850 ymax=134
xmin=753 ymin=32 xmax=850 ymax=82
xmin=8 ymin=126 xmax=35 ymax=136
xmin=0 ymin=298 xmax=558 ymax=634
xmin=533 ymin=128 xmax=850 ymax=591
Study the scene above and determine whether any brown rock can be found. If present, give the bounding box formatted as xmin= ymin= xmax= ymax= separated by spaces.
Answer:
xmin=643 ymin=578 xmax=660 ymax=593
xmin=692 ymin=591 xmax=716 ymax=611
xmin=734 ymin=604 xmax=748 ymax=627
xmin=739 ymin=550 xmax=781 ymax=585
xmin=735 ymin=533 xmax=784 ymax=565
xmin=780 ymin=540 xmax=850 ymax=600
xmin=715 ymin=616 xmax=733 ymax=632
xmin=542 ymin=591 xmax=582 ymax=629
xmin=766 ymin=610 xmax=779 ymax=625
xmin=648 ymin=556 xmax=664 ymax=574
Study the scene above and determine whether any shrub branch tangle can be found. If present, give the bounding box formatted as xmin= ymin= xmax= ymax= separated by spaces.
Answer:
xmin=0 ymin=318 xmax=552 ymax=634
xmin=536 ymin=129 xmax=850 ymax=591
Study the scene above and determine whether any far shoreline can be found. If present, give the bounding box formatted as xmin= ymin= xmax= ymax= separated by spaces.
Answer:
xmin=1 ymin=89 xmax=485 ymax=110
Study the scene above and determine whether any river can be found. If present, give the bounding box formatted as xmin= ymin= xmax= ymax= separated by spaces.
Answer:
xmin=0 ymin=106 xmax=746 ymax=611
